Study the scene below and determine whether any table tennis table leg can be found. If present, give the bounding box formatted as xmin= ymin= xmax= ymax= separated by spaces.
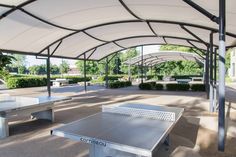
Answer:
xmin=0 ymin=116 xmax=9 ymax=138
xmin=89 ymin=144 xmax=148 ymax=157
xmin=164 ymin=135 xmax=170 ymax=146
xmin=31 ymin=108 xmax=54 ymax=122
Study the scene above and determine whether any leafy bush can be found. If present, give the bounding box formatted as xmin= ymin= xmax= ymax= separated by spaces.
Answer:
xmin=97 ymin=75 xmax=123 ymax=82
xmin=109 ymin=81 xmax=132 ymax=89
xmin=191 ymin=84 xmax=206 ymax=91
xmin=166 ymin=83 xmax=190 ymax=91
xmin=6 ymin=75 xmax=91 ymax=89
xmin=139 ymin=83 xmax=152 ymax=90
xmin=155 ymin=83 xmax=164 ymax=90
xmin=172 ymin=75 xmax=202 ymax=80
xmin=148 ymin=82 xmax=156 ymax=89
xmin=7 ymin=77 xmax=47 ymax=89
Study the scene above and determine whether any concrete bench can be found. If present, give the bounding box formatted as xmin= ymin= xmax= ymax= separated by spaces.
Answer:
xmin=51 ymin=79 xmax=69 ymax=87
xmin=0 ymin=95 xmax=70 ymax=138
xmin=176 ymin=79 xmax=192 ymax=84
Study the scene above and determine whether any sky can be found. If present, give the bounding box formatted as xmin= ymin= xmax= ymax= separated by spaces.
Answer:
xmin=25 ymin=45 xmax=161 ymax=68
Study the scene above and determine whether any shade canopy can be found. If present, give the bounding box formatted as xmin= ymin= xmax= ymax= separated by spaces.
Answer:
xmin=124 ymin=51 xmax=204 ymax=67
xmin=0 ymin=0 xmax=236 ymax=60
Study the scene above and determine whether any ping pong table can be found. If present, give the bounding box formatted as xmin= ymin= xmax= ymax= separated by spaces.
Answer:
xmin=52 ymin=103 xmax=184 ymax=157
xmin=0 ymin=95 xmax=70 ymax=138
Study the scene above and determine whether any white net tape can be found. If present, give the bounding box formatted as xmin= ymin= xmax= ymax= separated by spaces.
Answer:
xmin=103 ymin=106 xmax=175 ymax=122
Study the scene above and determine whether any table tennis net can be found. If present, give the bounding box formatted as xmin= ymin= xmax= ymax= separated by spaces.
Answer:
xmin=102 ymin=106 xmax=175 ymax=122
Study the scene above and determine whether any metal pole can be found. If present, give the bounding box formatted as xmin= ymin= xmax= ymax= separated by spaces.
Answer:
xmin=105 ymin=57 xmax=109 ymax=88
xmin=209 ymin=32 xmax=214 ymax=112
xmin=218 ymin=0 xmax=226 ymax=151
xmin=128 ymin=58 xmax=131 ymax=82
xmin=46 ymin=48 xmax=51 ymax=97
xmin=141 ymin=46 xmax=144 ymax=83
xmin=205 ymin=46 xmax=210 ymax=99
xmin=84 ymin=54 xmax=87 ymax=92
xmin=213 ymin=48 xmax=217 ymax=111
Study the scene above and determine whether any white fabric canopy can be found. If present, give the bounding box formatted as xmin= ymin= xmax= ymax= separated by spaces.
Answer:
xmin=124 ymin=51 xmax=204 ymax=66
xmin=0 ymin=0 xmax=236 ymax=60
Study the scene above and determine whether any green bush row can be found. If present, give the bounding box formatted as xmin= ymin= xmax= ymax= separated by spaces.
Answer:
xmin=139 ymin=82 xmax=164 ymax=90
xmin=7 ymin=77 xmax=47 ymax=89
xmin=109 ymin=81 xmax=132 ymax=89
xmin=6 ymin=76 xmax=91 ymax=89
xmin=139 ymin=83 xmax=205 ymax=91
xmin=166 ymin=84 xmax=190 ymax=91
xmin=97 ymin=75 xmax=123 ymax=82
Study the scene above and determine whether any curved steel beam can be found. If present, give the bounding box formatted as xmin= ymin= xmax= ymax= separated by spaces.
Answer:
xmin=75 ymin=35 xmax=206 ymax=59
xmin=36 ymin=19 xmax=235 ymax=55
xmin=0 ymin=0 xmax=36 ymax=20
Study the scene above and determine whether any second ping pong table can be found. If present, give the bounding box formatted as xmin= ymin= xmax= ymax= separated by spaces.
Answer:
xmin=52 ymin=103 xmax=184 ymax=157
xmin=0 ymin=95 xmax=70 ymax=138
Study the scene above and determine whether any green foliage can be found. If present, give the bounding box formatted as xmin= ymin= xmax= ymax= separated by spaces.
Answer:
xmin=76 ymin=60 xmax=99 ymax=75
xmin=7 ymin=77 xmax=47 ymax=89
xmin=191 ymin=84 xmax=206 ymax=91
xmin=59 ymin=60 xmax=70 ymax=74
xmin=155 ymin=84 xmax=164 ymax=90
xmin=156 ymin=45 xmax=204 ymax=76
xmin=148 ymin=82 xmax=156 ymax=89
xmin=28 ymin=64 xmax=60 ymax=75
xmin=160 ymin=45 xmax=193 ymax=52
xmin=97 ymin=75 xmax=123 ymax=82
xmin=6 ymin=75 xmax=91 ymax=89
xmin=0 ymin=53 xmax=16 ymax=71
xmin=108 ymin=81 xmax=132 ymax=88
xmin=18 ymin=66 xmax=26 ymax=74
xmin=139 ymin=83 xmax=152 ymax=90
xmin=166 ymin=83 xmax=190 ymax=91
xmin=11 ymin=54 xmax=26 ymax=67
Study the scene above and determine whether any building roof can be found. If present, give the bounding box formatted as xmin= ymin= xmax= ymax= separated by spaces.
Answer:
xmin=0 ymin=0 xmax=236 ymax=60
xmin=124 ymin=51 xmax=204 ymax=66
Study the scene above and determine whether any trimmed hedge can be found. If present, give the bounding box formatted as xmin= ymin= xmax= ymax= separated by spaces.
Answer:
xmin=139 ymin=83 xmax=152 ymax=90
xmin=166 ymin=83 xmax=190 ymax=91
xmin=155 ymin=83 xmax=164 ymax=90
xmin=109 ymin=81 xmax=132 ymax=89
xmin=191 ymin=84 xmax=206 ymax=91
xmin=6 ymin=76 xmax=91 ymax=89
xmin=97 ymin=75 xmax=123 ymax=82
xmin=172 ymin=75 xmax=202 ymax=80
xmin=7 ymin=77 xmax=47 ymax=89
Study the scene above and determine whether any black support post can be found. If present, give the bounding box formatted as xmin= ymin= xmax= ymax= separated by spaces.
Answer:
xmin=218 ymin=0 xmax=226 ymax=151
xmin=209 ymin=32 xmax=214 ymax=112
xmin=105 ymin=57 xmax=109 ymax=88
xmin=205 ymin=46 xmax=210 ymax=99
xmin=84 ymin=54 xmax=87 ymax=92
xmin=141 ymin=46 xmax=144 ymax=83
xmin=46 ymin=48 xmax=51 ymax=97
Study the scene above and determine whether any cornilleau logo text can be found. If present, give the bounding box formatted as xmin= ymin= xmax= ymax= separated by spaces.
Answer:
xmin=80 ymin=137 xmax=106 ymax=147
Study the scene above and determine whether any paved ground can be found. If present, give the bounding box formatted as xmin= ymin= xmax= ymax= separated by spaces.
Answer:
xmin=0 ymin=84 xmax=236 ymax=157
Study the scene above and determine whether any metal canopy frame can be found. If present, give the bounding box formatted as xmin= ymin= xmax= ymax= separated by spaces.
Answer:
xmin=0 ymin=0 xmax=231 ymax=151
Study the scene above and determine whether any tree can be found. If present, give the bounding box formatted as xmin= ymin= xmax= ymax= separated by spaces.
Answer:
xmin=18 ymin=66 xmax=26 ymax=74
xmin=75 ymin=60 xmax=99 ymax=75
xmin=155 ymin=45 xmax=204 ymax=76
xmin=113 ymin=57 xmax=122 ymax=74
xmin=59 ymin=60 xmax=70 ymax=74
xmin=11 ymin=54 xmax=26 ymax=67
xmin=51 ymin=64 xmax=60 ymax=75
xmin=0 ymin=52 xmax=16 ymax=71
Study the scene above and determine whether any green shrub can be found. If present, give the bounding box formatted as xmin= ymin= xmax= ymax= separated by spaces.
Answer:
xmin=191 ymin=84 xmax=206 ymax=91
xmin=139 ymin=83 xmax=152 ymax=90
xmin=6 ymin=77 xmax=47 ymax=89
xmin=109 ymin=81 xmax=132 ymax=89
xmin=148 ymin=82 xmax=156 ymax=89
xmin=97 ymin=75 xmax=123 ymax=82
xmin=155 ymin=83 xmax=164 ymax=90
xmin=166 ymin=83 xmax=190 ymax=91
